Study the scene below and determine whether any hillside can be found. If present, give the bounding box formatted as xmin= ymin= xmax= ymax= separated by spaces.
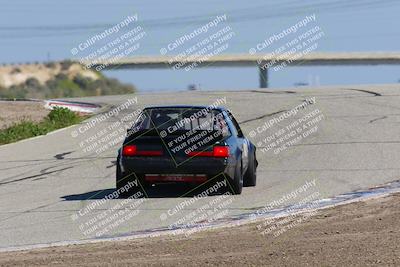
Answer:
xmin=0 ymin=61 xmax=135 ymax=99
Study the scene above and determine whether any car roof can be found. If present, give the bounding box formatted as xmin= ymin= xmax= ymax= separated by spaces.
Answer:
xmin=143 ymin=105 xmax=227 ymax=111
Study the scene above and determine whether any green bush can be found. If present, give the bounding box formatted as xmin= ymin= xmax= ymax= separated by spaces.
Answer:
xmin=45 ymin=107 xmax=81 ymax=127
xmin=25 ymin=77 xmax=41 ymax=89
xmin=60 ymin=60 xmax=74 ymax=71
xmin=0 ymin=121 xmax=46 ymax=144
xmin=10 ymin=67 xmax=21 ymax=74
xmin=0 ymin=107 xmax=85 ymax=145
xmin=45 ymin=62 xmax=56 ymax=68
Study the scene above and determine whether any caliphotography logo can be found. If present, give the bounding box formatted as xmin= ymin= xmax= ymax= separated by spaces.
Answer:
xmin=0 ymin=1 xmax=399 ymax=266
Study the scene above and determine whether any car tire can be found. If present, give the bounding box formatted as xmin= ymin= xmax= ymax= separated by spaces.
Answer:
xmin=244 ymin=151 xmax=257 ymax=187
xmin=230 ymin=162 xmax=243 ymax=195
xmin=116 ymin=164 xmax=143 ymax=198
xmin=116 ymin=163 xmax=129 ymax=198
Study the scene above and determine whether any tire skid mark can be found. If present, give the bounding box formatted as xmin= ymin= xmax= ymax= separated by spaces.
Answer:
xmin=369 ymin=116 xmax=388 ymax=123
xmin=0 ymin=166 xmax=73 ymax=186
xmin=347 ymin=88 xmax=382 ymax=96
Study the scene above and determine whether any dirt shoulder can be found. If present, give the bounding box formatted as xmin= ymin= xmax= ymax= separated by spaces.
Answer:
xmin=1 ymin=193 xmax=400 ymax=266
xmin=0 ymin=101 xmax=48 ymax=129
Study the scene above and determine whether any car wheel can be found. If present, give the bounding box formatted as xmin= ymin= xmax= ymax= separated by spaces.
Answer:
xmin=244 ymin=151 xmax=257 ymax=187
xmin=230 ymin=161 xmax=243 ymax=195
xmin=116 ymin=163 xmax=129 ymax=198
xmin=116 ymin=164 xmax=143 ymax=198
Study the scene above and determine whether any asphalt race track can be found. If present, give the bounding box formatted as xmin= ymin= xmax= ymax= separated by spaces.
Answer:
xmin=0 ymin=84 xmax=399 ymax=249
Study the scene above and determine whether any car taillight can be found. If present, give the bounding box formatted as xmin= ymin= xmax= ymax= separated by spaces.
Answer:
xmin=212 ymin=146 xmax=229 ymax=157
xmin=188 ymin=146 xmax=229 ymax=158
xmin=122 ymin=145 xmax=163 ymax=156
xmin=123 ymin=145 xmax=137 ymax=156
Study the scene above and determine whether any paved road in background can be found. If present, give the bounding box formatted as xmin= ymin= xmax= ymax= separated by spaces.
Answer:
xmin=0 ymin=84 xmax=399 ymax=249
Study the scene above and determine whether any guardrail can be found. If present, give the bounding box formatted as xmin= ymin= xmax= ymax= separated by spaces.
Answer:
xmin=44 ymin=100 xmax=101 ymax=114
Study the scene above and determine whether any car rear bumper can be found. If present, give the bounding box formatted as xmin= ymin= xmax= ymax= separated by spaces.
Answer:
xmin=144 ymin=174 xmax=208 ymax=183
xmin=120 ymin=156 xmax=233 ymax=181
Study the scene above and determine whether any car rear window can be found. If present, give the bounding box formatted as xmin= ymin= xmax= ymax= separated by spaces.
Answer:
xmin=132 ymin=107 xmax=230 ymax=135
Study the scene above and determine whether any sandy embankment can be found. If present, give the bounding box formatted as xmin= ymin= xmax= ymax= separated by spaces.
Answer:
xmin=1 ymin=193 xmax=399 ymax=266
xmin=0 ymin=101 xmax=48 ymax=129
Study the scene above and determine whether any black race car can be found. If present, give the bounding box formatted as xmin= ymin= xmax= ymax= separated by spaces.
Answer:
xmin=116 ymin=105 xmax=257 ymax=196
